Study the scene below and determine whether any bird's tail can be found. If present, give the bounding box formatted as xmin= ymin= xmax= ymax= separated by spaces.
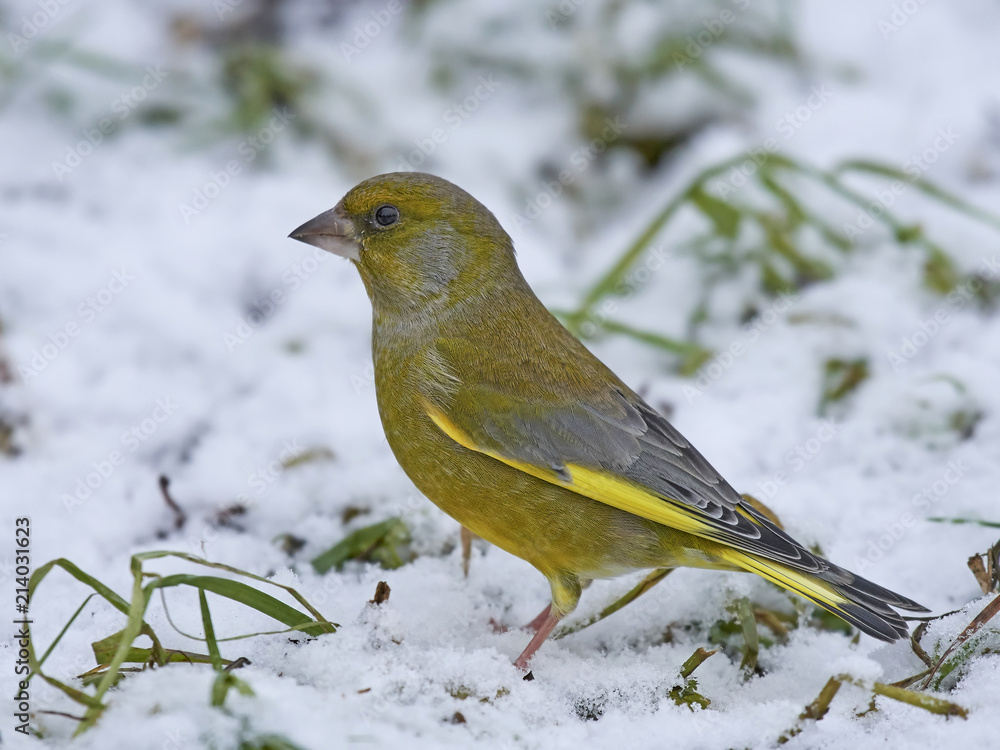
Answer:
xmin=720 ymin=550 xmax=929 ymax=641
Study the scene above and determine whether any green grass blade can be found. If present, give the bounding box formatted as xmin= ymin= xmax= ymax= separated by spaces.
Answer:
xmin=212 ymin=671 xmax=255 ymax=708
xmin=591 ymin=318 xmax=712 ymax=359
xmin=311 ymin=517 xmax=408 ymax=575
xmin=927 ymin=517 xmax=1000 ymax=529
xmin=872 ymin=681 xmax=968 ymax=718
xmin=146 ymin=574 xmax=334 ymax=638
xmin=554 ymin=568 xmax=673 ymax=639
xmin=836 ymin=159 xmax=1000 ymax=231
xmin=29 ymin=558 xmax=131 ymax=616
xmin=678 ymin=646 xmax=717 ymax=679
xmin=689 ymin=185 xmax=741 ymax=239
xmin=78 ymin=557 xmax=152 ymax=734
xmin=199 ymin=589 xmax=223 ymax=671
xmin=35 ymin=594 xmax=96 ymax=670
xmin=132 ymin=551 xmax=336 ymax=629
xmin=736 ymin=597 xmax=759 ymax=678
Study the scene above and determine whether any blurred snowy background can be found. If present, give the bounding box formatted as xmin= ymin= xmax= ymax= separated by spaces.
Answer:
xmin=1 ymin=0 xmax=999 ymax=747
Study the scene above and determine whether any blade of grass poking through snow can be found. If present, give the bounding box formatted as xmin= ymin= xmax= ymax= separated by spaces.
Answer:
xmin=212 ymin=668 xmax=256 ymax=709
xmin=679 ymin=646 xmax=717 ymax=678
xmin=200 ymin=588 xmax=255 ymax=708
xmin=78 ymin=556 xmax=151 ymax=734
xmin=200 ymin=589 xmax=223 ymax=671
xmin=148 ymin=575 xmax=335 ymax=638
xmin=80 ymin=562 xmax=332 ymax=732
xmin=155 ymin=587 xmax=330 ymax=645
xmin=921 ymin=594 xmax=1000 ymax=690
xmin=312 ymin=517 xmax=411 ymax=574
xmin=568 ymin=149 xmax=1000 ymax=361
xmin=27 ymin=594 xmax=107 ymax=711
xmin=819 ymin=357 xmax=869 ymax=414
xmin=24 ymin=552 xmax=336 ymax=735
xmin=928 ymin=517 xmax=1000 ymax=529
xmin=588 ymin=319 xmax=713 ymax=375
xmin=28 ymin=558 xmax=140 ymax=621
xmin=566 ymin=152 xmax=752 ymax=331
xmin=36 ymin=594 xmax=96 ymax=669
xmin=669 ymin=647 xmax=716 ymax=710
xmin=778 ymin=675 xmax=843 ymax=744
xmin=735 ymin=597 xmax=759 ymax=678
xmin=26 ymin=559 xmax=166 ymax=717
xmin=689 ymin=184 xmax=741 ymax=239
xmin=788 ymin=673 xmax=969 ymax=725
xmin=754 ymin=608 xmax=791 ymax=643
xmin=133 ymin=551 xmax=337 ymax=631
xmin=872 ymin=682 xmax=968 ymax=719
xmin=835 ymin=160 xmax=1000 ymax=232
xmin=90 ymin=629 xmax=224 ymax=669
xmin=553 ymin=568 xmax=673 ymax=639
xmin=237 ymin=734 xmax=309 ymax=750
xmin=769 ymin=155 xmax=965 ymax=293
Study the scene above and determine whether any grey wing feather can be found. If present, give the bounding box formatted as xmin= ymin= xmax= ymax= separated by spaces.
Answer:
xmin=451 ymin=381 xmax=928 ymax=616
xmin=460 ymin=383 xmax=836 ymax=571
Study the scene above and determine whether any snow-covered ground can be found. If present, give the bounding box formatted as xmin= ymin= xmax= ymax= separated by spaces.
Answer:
xmin=2 ymin=0 xmax=999 ymax=747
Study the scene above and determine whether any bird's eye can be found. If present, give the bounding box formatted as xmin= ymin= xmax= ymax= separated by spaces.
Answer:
xmin=374 ymin=204 xmax=399 ymax=227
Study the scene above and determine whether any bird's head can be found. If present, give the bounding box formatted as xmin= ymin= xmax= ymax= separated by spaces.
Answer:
xmin=289 ymin=172 xmax=520 ymax=317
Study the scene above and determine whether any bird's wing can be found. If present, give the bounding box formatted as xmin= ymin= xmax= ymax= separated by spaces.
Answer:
xmin=421 ymin=380 xmax=826 ymax=571
xmin=420 ymin=367 xmax=928 ymax=638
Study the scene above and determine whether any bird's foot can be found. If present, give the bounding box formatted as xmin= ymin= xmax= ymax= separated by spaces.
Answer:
xmin=513 ymin=607 xmax=562 ymax=671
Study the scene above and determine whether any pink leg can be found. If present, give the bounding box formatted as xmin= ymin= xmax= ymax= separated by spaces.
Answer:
xmin=524 ymin=603 xmax=552 ymax=633
xmin=490 ymin=602 xmax=552 ymax=635
xmin=460 ymin=526 xmax=474 ymax=578
xmin=513 ymin=607 xmax=563 ymax=671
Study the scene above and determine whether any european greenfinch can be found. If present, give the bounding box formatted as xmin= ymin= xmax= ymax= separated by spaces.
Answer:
xmin=290 ymin=172 xmax=927 ymax=669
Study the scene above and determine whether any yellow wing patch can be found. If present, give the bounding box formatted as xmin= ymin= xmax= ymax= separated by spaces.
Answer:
xmin=424 ymin=399 xmax=855 ymax=617
xmin=720 ymin=550 xmax=848 ymax=610
xmin=422 ymin=399 xmax=717 ymax=538
xmin=424 ymin=401 xmax=854 ymax=632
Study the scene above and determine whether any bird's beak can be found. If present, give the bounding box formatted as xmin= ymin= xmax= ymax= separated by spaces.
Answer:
xmin=288 ymin=202 xmax=361 ymax=261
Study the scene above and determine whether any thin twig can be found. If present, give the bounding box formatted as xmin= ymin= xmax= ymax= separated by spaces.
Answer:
xmin=159 ymin=475 xmax=187 ymax=530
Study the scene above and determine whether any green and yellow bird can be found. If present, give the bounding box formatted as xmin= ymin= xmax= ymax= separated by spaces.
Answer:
xmin=290 ymin=172 xmax=927 ymax=669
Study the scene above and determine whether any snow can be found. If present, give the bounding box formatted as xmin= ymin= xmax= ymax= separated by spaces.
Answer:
xmin=1 ymin=0 xmax=999 ymax=747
